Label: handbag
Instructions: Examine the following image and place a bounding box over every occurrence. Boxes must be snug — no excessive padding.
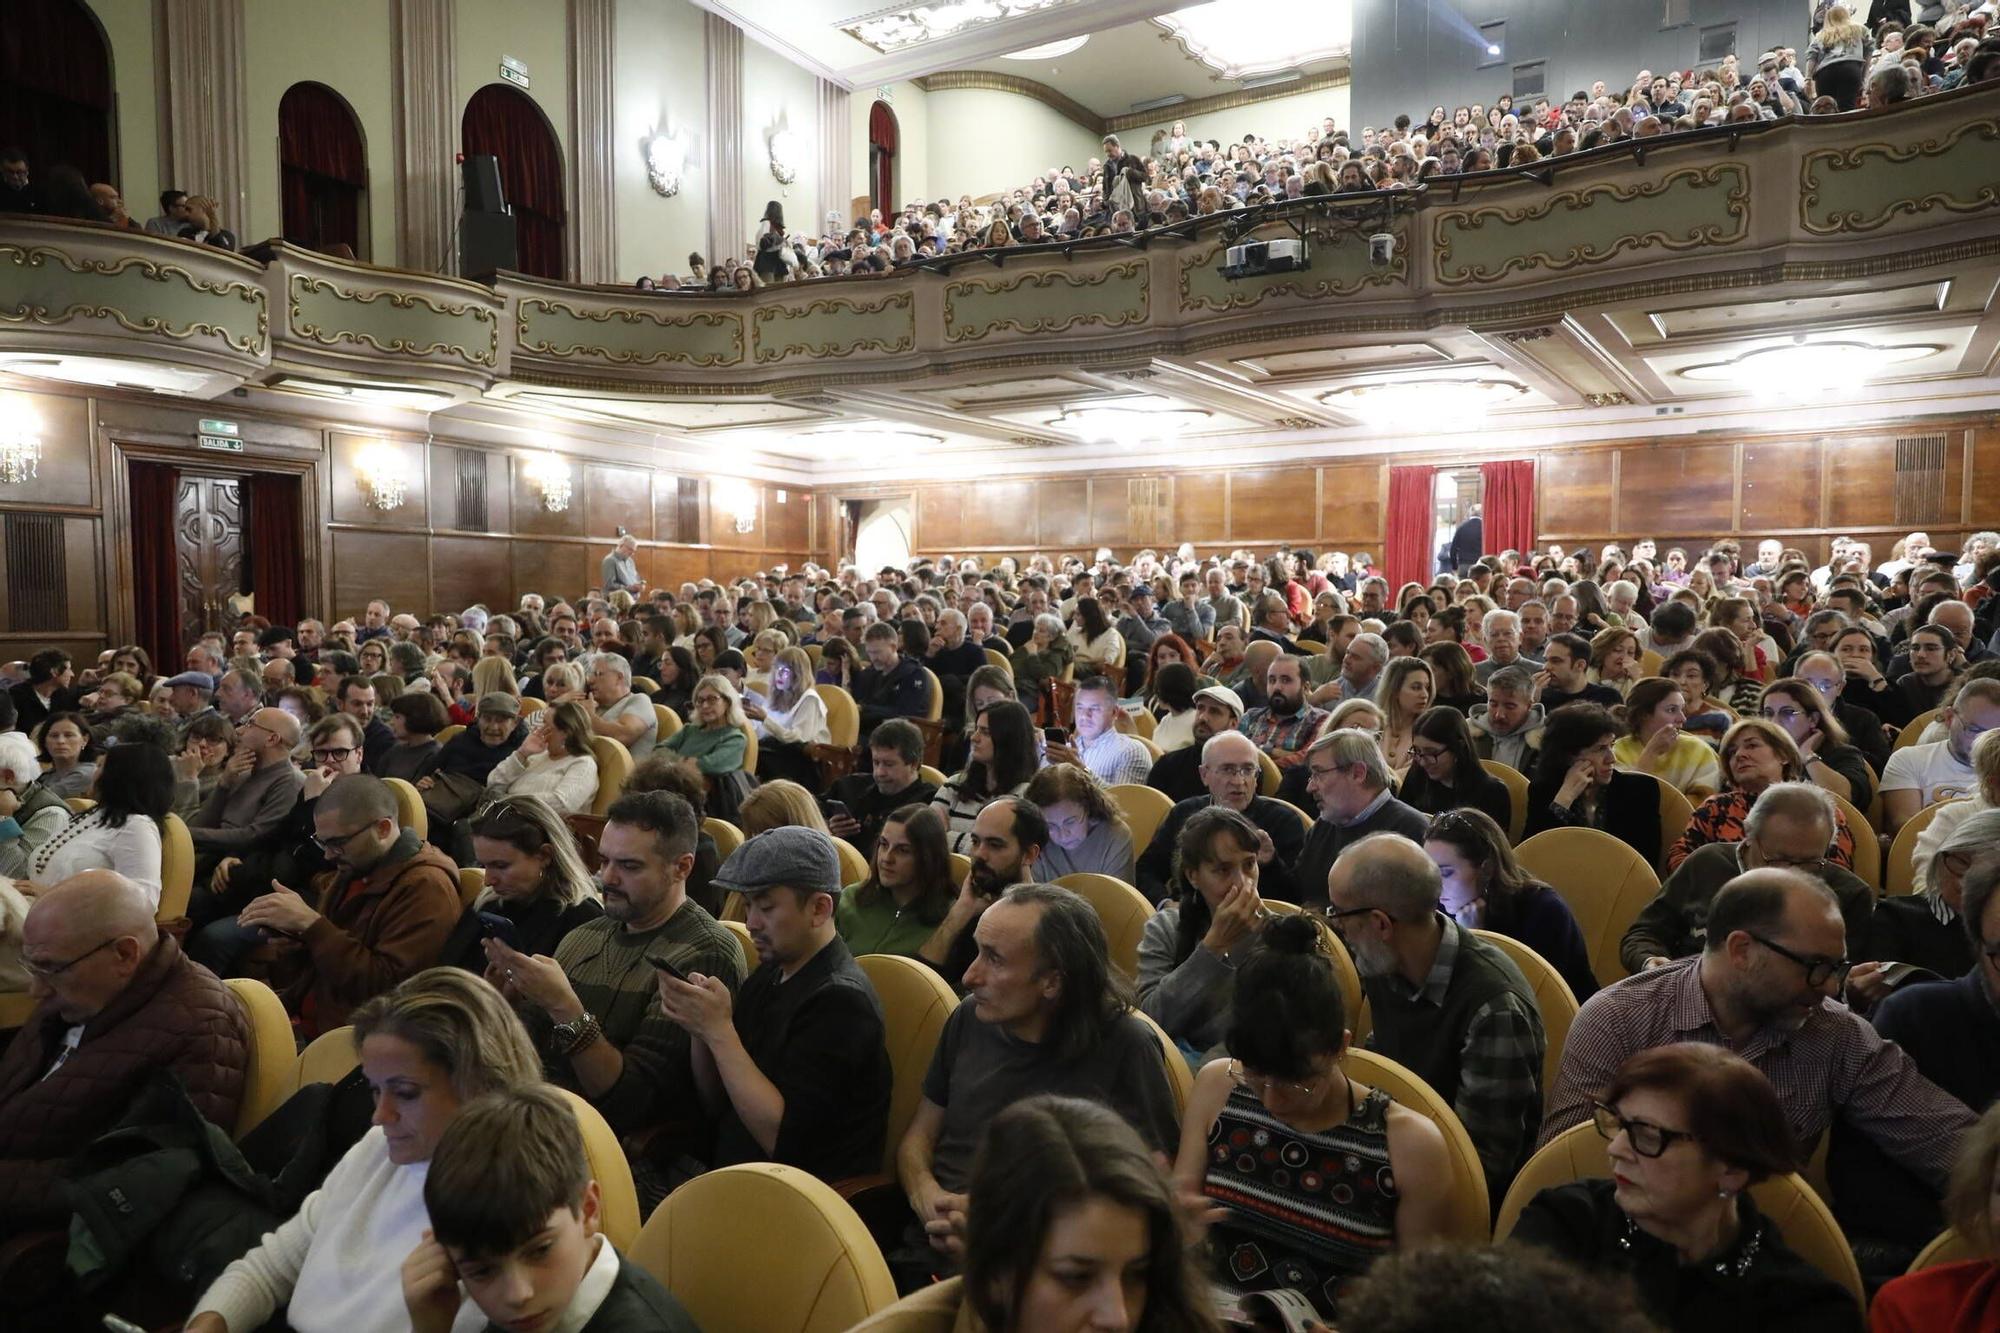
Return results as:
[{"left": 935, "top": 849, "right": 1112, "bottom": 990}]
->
[{"left": 419, "top": 770, "right": 486, "bottom": 825}]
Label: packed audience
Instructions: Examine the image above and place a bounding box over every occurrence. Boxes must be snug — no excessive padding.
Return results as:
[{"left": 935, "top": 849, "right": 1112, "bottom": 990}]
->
[{"left": 0, "top": 508, "right": 1997, "bottom": 1329}]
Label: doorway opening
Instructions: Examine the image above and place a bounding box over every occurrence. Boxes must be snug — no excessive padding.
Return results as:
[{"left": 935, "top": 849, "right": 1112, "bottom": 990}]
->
[{"left": 850, "top": 496, "right": 912, "bottom": 575}]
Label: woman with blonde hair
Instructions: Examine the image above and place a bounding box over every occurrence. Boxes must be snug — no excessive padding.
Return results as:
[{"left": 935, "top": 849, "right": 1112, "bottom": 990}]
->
[
  {"left": 1806, "top": 4, "right": 1873, "bottom": 109},
  {"left": 737, "top": 779, "right": 829, "bottom": 838},
  {"left": 469, "top": 654, "right": 517, "bottom": 701},
  {"left": 437, "top": 794, "right": 602, "bottom": 971},
  {"left": 1378, "top": 657, "right": 1435, "bottom": 771},
  {"left": 1024, "top": 762, "right": 1135, "bottom": 881},
  {"left": 1589, "top": 626, "right": 1646, "bottom": 698},
  {"left": 537, "top": 660, "right": 585, "bottom": 706},
  {"left": 745, "top": 628, "right": 786, "bottom": 694},
  {"left": 1664, "top": 719, "right": 1857, "bottom": 871},
  {"left": 746, "top": 644, "right": 829, "bottom": 785},
  {"left": 659, "top": 672, "right": 752, "bottom": 817},
  {"left": 482, "top": 699, "right": 599, "bottom": 815}
]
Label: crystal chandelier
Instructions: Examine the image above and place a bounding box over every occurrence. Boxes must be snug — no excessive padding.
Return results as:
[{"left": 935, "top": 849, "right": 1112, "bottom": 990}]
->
[
  {"left": 0, "top": 409, "right": 40, "bottom": 485},
  {"left": 525, "top": 451, "right": 573, "bottom": 512}
]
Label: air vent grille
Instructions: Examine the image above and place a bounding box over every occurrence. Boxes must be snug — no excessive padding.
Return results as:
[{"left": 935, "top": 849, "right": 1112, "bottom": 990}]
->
[
  {"left": 1892, "top": 433, "right": 1948, "bottom": 525},
  {"left": 455, "top": 450, "right": 488, "bottom": 531},
  {"left": 5, "top": 513, "right": 67, "bottom": 630}
]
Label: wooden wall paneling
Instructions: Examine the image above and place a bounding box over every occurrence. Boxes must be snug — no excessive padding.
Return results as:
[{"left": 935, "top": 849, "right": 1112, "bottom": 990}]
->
[
  {"left": 1170, "top": 472, "right": 1226, "bottom": 544},
  {"left": 511, "top": 541, "right": 595, "bottom": 602},
  {"left": 328, "top": 431, "right": 429, "bottom": 528},
  {"left": 586, "top": 463, "right": 653, "bottom": 540},
  {"left": 654, "top": 475, "right": 703, "bottom": 545},
  {"left": 62, "top": 517, "right": 103, "bottom": 631},
  {"left": 1038, "top": 479, "right": 1091, "bottom": 550},
  {"left": 2, "top": 389, "right": 95, "bottom": 509},
  {"left": 762, "top": 485, "right": 810, "bottom": 551},
  {"left": 1971, "top": 426, "right": 2000, "bottom": 525},
  {"left": 1229, "top": 466, "right": 1318, "bottom": 543},
  {"left": 1535, "top": 450, "right": 1616, "bottom": 539},
  {"left": 1616, "top": 443, "right": 1735, "bottom": 535},
  {"left": 915, "top": 486, "right": 964, "bottom": 552},
  {"left": 1090, "top": 478, "right": 1132, "bottom": 547},
  {"left": 431, "top": 535, "right": 514, "bottom": 614},
  {"left": 955, "top": 480, "right": 1036, "bottom": 550},
  {"left": 1941, "top": 430, "right": 1968, "bottom": 527},
  {"left": 331, "top": 530, "right": 429, "bottom": 619},
  {"left": 512, "top": 455, "right": 586, "bottom": 538},
  {"left": 1824, "top": 436, "right": 1898, "bottom": 532},
  {"left": 652, "top": 545, "right": 711, "bottom": 591},
  {"left": 1319, "top": 462, "right": 1384, "bottom": 550},
  {"left": 1738, "top": 439, "right": 1821, "bottom": 533},
  {"left": 707, "top": 482, "right": 761, "bottom": 552}
]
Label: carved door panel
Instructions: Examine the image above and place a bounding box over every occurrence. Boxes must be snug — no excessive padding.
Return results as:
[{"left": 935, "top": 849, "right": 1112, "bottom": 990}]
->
[{"left": 175, "top": 475, "right": 244, "bottom": 640}]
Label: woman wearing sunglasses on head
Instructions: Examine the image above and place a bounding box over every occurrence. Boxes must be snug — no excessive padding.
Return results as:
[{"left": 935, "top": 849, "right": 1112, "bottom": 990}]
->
[{"left": 1511, "top": 1043, "right": 1862, "bottom": 1333}]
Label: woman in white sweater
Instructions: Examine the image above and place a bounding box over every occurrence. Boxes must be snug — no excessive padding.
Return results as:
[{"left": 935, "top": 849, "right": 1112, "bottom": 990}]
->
[
  {"left": 187, "top": 968, "right": 542, "bottom": 1333},
  {"left": 483, "top": 699, "right": 600, "bottom": 816},
  {"left": 27, "top": 741, "right": 169, "bottom": 907}
]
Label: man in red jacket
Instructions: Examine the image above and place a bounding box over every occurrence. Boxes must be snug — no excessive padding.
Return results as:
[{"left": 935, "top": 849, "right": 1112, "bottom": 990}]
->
[{"left": 0, "top": 870, "right": 247, "bottom": 1232}]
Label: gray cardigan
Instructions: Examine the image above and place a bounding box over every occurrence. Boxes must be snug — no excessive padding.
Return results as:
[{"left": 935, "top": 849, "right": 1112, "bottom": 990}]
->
[{"left": 1135, "top": 903, "right": 1261, "bottom": 1064}]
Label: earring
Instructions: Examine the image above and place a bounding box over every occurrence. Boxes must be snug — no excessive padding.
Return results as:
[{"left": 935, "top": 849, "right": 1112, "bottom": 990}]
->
[{"left": 1717, "top": 1188, "right": 1734, "bottom": 1200}]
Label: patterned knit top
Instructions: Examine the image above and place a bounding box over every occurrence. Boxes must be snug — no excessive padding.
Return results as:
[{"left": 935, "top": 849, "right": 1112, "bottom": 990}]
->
[{"left": 1202, "top": 1082, "right": 1398, "bottom": 1319}]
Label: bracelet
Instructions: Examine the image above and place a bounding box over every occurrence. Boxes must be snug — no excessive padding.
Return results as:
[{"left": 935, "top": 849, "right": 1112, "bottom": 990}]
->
[{"left": 559, "top": 1012, "right": 602, "bottom": 1056}]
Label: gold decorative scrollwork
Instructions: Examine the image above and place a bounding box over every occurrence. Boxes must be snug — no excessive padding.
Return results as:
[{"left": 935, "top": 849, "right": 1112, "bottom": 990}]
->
[
  {"left": 1176, "top": 238, "right": 1405, "bottom": 312},
  {"left": 516, "top": 298, "right": 744, "bottom": 368},
  {"left": 0, "top": 244, "right": 268, "bottom": 354},
  {"left": 941, "top": 261, "right": 1149, "bottom": 343},
  {"left": 1431, "top": 164, "right": 1750, "bottom": 286},
  {"left": 288, "top": 274, "right": 499, "bottom": 367},
  {"left": 751, "top": 291, "right": 914, "bottom": 364},
  {"left": 1798, "top": 120, "right": 2000, "bottom": 234}
]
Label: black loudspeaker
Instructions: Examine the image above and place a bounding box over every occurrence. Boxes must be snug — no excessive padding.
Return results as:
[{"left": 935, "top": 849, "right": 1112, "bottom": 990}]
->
[
  {"left": 459, "top": 210, "right": 517, "bottom": 278},
  {"left": 462, "top": 154, "right": 508, "bottom": 214}
]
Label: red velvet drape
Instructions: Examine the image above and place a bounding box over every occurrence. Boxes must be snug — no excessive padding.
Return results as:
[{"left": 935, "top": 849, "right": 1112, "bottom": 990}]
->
[
  {"left": 0, "top": 0, "right": 113, "bottom": 184},
  {"left": 244, "top": 472, "right": 304, "bottom": 628},
  {"left": 462, "top": 84, "right": 565, "bottom": 279},
  {"left": 129, "top": 460, "right": 181, "bottom": 673},
  {"left": 1481, "top": 458, "right": 1536, "bottom": 558},
  {"left": 869, "top": 102, "right": 897, "bottom": 212},
  {"left": 1385, "top": 464, "right": 1437, "bottom": 595},
  {"left": 279, "top": 81, "right": 365, "bottom": 255}
]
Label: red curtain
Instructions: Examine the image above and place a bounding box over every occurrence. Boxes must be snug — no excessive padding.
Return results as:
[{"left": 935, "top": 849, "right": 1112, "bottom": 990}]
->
[
  {"left": 869, "top": 102, "right": 898, "bottom": 213},
  {"left": 1481, "top": 458, "right": 1536, "bottom": 557},
  {"left": 279, "top": 81, "right": 365, "bottom": 255},
  {"left": 0, "top": 0, "right": 113, "bottom": 185},
  {"left": 462, "top": 84, "right": 565, "bottom": 279},
  {"left": 129, "top": 460, "right": 181, "bottom": 673},
  {"left": 244, "top": 473, "right": 304, "bottom": 628},
  {"left": 1385, "top": 464, "right": 1437, "bottom": 595}
]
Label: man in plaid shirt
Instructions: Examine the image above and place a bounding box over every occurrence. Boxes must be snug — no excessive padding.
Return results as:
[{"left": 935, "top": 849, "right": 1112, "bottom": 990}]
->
[{"left": 1239, "top": 654, "right": 1330, "bottom": 769}]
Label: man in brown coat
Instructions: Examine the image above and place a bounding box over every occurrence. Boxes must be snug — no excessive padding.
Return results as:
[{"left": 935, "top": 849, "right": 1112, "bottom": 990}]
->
[
  {"left": 0, "top": 870, "right": 247, "bottom": 1231},
  {"left": 237, "top": 773, "right": 459, "bottom": 1038}
]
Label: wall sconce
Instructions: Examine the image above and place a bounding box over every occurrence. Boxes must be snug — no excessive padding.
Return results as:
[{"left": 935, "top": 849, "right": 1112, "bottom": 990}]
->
[
  {"left": 716, "top": 478, "right": 757, "bottom": 533},
  {"left": 354, "top": 441, "right": 408, "bottom": 511},
  {"left": 768, "top": 128, "right": 801, "bottom": 186},
  {"left": 524, "top": 450, "right": 572, "bottom": 512},
  {"left": 0, "top": 400, "right": 42, "bottom": 485},
  {"left": 645, "top": 129, "right": 687, "bottom": 197}
]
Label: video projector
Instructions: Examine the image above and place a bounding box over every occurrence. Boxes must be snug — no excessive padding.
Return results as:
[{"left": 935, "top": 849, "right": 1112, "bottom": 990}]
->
[{"left": 1220, "top": 237, "right": 1307, "bottom": 280}]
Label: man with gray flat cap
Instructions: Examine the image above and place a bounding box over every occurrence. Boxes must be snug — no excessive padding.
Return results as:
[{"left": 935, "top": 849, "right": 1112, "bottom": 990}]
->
[{"left": 653, "top": 824, "right": 891, "bottom": 1183}]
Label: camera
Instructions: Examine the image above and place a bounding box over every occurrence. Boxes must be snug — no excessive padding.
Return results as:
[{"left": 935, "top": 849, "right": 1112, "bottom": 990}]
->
[{"left": 1368, "top": 233, "right": 1396, "bottom": 267}]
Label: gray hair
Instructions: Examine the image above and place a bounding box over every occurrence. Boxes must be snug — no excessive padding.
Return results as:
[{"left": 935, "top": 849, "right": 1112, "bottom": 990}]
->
[
  {"left": 1740, "top": 781, "right": 1836, "bottom": 846},
  {"left": 1347, "top": 632, "right": 1389, "bottom": 665},
  {"left": 1486, "top": 663, "right": 1537, "bottom": 697},
  {"left": 1033, "top": 612, "right": 1064, "bottom": 637},
  {"left": 1333, "top": 832, "right": 1442, "bottom": 921},
  {"left": 1306, "top": 726, "right": 1391, "bottom": 791},
  {"left": 0, "top": 731, "right": 38, "bottom": 789},
  {"left": 589, "top": 651, "right": 632, "bottom": 687},
  {"left": 1607, "top": 580, "right": 1639, "bottom": 607},
  {"left": 1955, "top": 678, "right": 2000, "bottom": 713},
  {"left": 1481, "top": 608, "right": 1520, "bottom": 638},
  {"left": 1939, "top": 809, "right": 2000, "bottom": 866}
]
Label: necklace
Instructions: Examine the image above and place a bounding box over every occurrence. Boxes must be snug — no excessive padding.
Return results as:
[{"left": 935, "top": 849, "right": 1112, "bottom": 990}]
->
[
  {"left": 1616, "top": 1210, "right": 1762, "bottom": 1277},
  {"left": 30, "top": 806, "right": 107, "bottom": 876}
]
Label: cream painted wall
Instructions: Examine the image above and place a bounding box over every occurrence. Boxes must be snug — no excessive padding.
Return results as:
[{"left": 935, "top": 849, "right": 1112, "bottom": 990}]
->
[
  {"left": 1123, "top": 84, "right": 1352, "bottom": 158},
  {"left": 920, "top": 88, "right": 1099, "bottom": 203},
  {"left": 455, "top": 0, "right": 571, "bottom": 211},
  {"left": 740, "top": 39, "right": 818, "bottom": 251},
  {"left": 242, "top": 0, "right": 398, "bottom": 264},
  {"left": 81, "top": 0, "right": 158, "bottom": 225},
  {"left": 848, "top": 81, "right": 927, "bottom": 216},
  {"left": 613, "top": 0, "right": 709, "bottom": 279}
]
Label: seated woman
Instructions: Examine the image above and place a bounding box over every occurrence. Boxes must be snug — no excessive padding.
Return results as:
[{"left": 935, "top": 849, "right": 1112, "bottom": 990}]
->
[
  {"left": 537, "top": 660, "right": 588, "bottom": 708},
  {"left": 1136, "top": 806, "right": 1267, "bottom": 1062},
  {"left": 517, "top": 639, "right": 567, "bottom": 701},
  {"left": 1170, "top": 911, "right": 1453, "bottom": 1321},
  {"left": 1378, "top": 657, "right": 1435, "bottom": 772},
  {"left": 1663, "top": 649, "right": 1736, "bottom": 742},
  {"left": 1612, "top": 678, "right": 1722, "bottom": 797},
  {"left": 1757, "top": 678, "right": 1872, "bottom": 805},
  {"left": 1398, "top": 706, "right": 1513, "bottom": 829},
  {"left": 185, "top": 968, "right": 542, "bottom": 1333},
  {"left": 1511, "top": 1043, "right": 1863, "bottom": 1333},
  {"left": 651, "top": 644, "right": 699, "bottom": 720},
  {"left": 1694, "top": 628, "right": 1767, "bottom": 718},
  {"left": 1665, "top": 719, "right": 1856, "bottom": 872},
  {"left": 745, "top": 645, "right": 829, "bottom": 787},
  {"left": 835, "top": 804, "right": 956, "bottom": 958},
  {"left": 1149, "top": 662, "right": 1202, "bottom": 753},
  {"left": 1419, "top": 641, "right": 1484, "bottom": 715},
  {"left": 1870, "top": 1101, "right": 2000, "bottom": 1333},
  {"left": 932, "top": 699, "right": 1038, "bottom": 854},
  {"left": 1590, "top": 626, "right": 1647, "bottom": 699},
  {"left": 436, "top": 794, "right": 603, "bottom": 973},
  {"left": 483, "top": 700, "right": 599, "bottom": 816},
  {"left": 378, "top": 691, "right": 449, "bottom": 784},
  {"left": 1525, "top": 704, "right": 1665, "bottom": 864},
  {"left": 814, "top": 635, "right": 860, "bottom": 690},
  {"left": 1327, "top": 696, "right": 1386, "bottom": 745},
  {"left": 1065, "top": 596, "right": 1125, "bottom": 681},
  {"left": 855, "top": 1095, "right": 1216, "bottom": 1332},
  {"left": 26, "top": 741, "right": 170, "bottom": 907},
  {"left": 1011, "top": 613, "right": 1074, "bottom": 710},
  {"left": 1024, "top": 762, "right": 1135, "bottom": 881},
  {"left": 468, "top": 654, "right": 517, "bottom": 709},
  {"left": 1857, "top": 808, "right": 2000, "bottom": 1002},
  {"left": 80, "top": 669, "right": 145, "bottom": 743},
  {"left": 743, "top": 627, "right": 785, "bottom": 698},
  {"left": 943, "top": 663, "right": 1015, "bottom": 774},
  {"left": 34, "top": 710, "right": 99, "bottom": 800},
  {"left": 658, "top": 673, "right": 752, "bottom": 819},
  {"left": 1425, "top": 808, "right": 1596, "bottom": 999}
]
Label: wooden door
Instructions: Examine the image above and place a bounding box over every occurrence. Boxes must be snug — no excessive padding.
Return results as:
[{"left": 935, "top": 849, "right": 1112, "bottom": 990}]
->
[{"left": 175, "top": 474, "right": 244, "bottom": 640}]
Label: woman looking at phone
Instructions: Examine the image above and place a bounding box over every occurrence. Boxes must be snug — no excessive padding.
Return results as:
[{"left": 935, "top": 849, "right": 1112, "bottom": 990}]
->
[{"left": 436, "top": 794, "right": 602, "bottom": 973}]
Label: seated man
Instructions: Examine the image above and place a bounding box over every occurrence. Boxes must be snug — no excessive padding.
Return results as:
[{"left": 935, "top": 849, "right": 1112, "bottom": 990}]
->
[
  {"left": 826, "top": 718, "right": 939, "bottom": 853},
  {"left": 1306, "top": 631, "right": 1388, "bottom": 707},
  {"left": 0, "top": 871, "right": 247, "bottom": 1230},
  {"left": 1473, "top": 609, "right": 1539, "bottom": 685},
  {"left": 408, "top": 1084, "right": 701, "bottom": 1333},
  {"left": 0, "top": 732, "right": 67, "bottom": 879},
  {"left": 654, "top": 826, "right": 892, "bottom": 1182},
  {"left": 584, "top": 651, "right": 659, "bottom": 762},
  {"left": 338, "top": 675, "right": 396, "bottom": 774},
  {"left": 1295, "top": 728, "right": 1430, "bottom": 910},
  {"left": 1468, "top": 664, "right": 1545, "bottom": 774},
  {"left": 1045, "top": 675, "right": 1152, "bottom": 787},
  {"left": 1146, "top": 685, "right": 1242, "bottom": 804},
  {"left": 851, "top": 622, "right": 930, "bottom": 738},
  {"left": 1535, "top": 633, "right": 1622, "bottom": 711},
  {"left": 235, "top": 773, "right": 460, "bottom": 1037},
  {"left": 1239, "top": 653, "right": 1329, "bottom": 770},
  {"left": 894, "top": 882, "right": 1180, "bottom": 1286},
  {"left": 187, "top": 708, "right": 305, "bottom": 896},
  {"left": 1136, "top": 730, "right": 1303, "bottom": 902},
  {"left": 1881, "top": 678, "right": 1999, "bottom": 835},
  {"left": 1543, "top": 869, "right": 1973, "bottom": 1200},
  {"left": 1621, "top": 782, "right": 1875, "bottom": 975},
  {"left": 1328, "top": 834, "right": 1546, "bottom": 1199},
  {"left": 917, "top": 795, "right": 1047, "bottom": 986}
]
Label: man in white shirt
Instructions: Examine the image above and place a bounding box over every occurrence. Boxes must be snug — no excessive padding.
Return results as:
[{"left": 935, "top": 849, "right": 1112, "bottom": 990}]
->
[
  {"left": 1881, "top": 679, "right": 2000, "bottom": 835},
  {"left": 1045, "top": 675, "right": 1152, "bottom": 787}
]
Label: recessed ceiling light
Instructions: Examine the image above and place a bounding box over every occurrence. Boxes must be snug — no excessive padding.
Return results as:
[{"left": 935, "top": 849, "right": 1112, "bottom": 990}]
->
[
  {"left": 1049, "top": 401, "right": 1212, "bottom": 445},
  {"left": 0, "top": 352, "right": 215, "bottom": 394},
  {"left": 1676, "top": 337, "right": 1939, "bottom": 393},
  {"left": 1318, "top": 377, "right": 1530, "bottom": 425}
]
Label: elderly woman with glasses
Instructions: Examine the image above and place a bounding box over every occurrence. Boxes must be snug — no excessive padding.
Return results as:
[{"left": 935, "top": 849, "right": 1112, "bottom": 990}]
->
[
  {"left": 1170, "top": 911, "right": 1454, "bottom": 1323},
  {"left": 1665, "top": 719, "right": 1856, "bottom": 874},
  {"left": 1512, "top": 1043, "right": 1861, "bottom": 1333}
]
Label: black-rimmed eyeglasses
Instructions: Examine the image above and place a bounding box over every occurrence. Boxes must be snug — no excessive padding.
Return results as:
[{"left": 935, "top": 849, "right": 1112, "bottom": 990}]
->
[
  {"left": 1748, "top": 932, "right": 1852, "bottom": 989},
  {"left": 1592, "top": 1101, "right": 1698, "bottom": 1158}
]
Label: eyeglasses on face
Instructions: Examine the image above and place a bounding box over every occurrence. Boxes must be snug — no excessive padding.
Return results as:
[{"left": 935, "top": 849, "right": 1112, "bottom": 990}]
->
[
  {"left": 1206, "top": 762, "right": 1258, "bottom": 779},
  {"left": 312, "top": 824, "right": 378, "bottom": 852},
  {"left": 23, "top": 935, "right": 124, "bottom": 979},
  {"left": 1592, "top": 1101, "right": 1698, "bottom": 1158},
  {"left": 1409, "top": 745, "right": 1450, "bottom": 764},
  {"left": 1226, "top": 1060, "right": 1325, "bottom": 1099},
  {"left": 311, "top": 746, "right": 356, "bottom": 764},
  {"left": 1747, "top": 931, "right": 1852, "bottom": 989}
]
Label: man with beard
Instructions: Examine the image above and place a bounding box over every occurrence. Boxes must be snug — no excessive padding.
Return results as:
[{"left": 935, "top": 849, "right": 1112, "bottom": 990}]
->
[
  {"left": 485, "top": 789, "right": 746, "bottom": 1148},
  {"left": 1326, "top": 833, "right": 1545, "bottom": 1199},
  {"left": 1145, "top": 685, "right": 1245, "bottom": 803},
  {"left": 1133, "top": 730, "right": 1303, "bottom": 902},
  {"left": 1542, "top": 869, "right": 1972, "bottom": 1210},
  {"left": 916, "top": 796, "right": 1047, "bottom": 988},
  {"left": 1239, "top": 654, "right": 1328, "bottom": 770}
]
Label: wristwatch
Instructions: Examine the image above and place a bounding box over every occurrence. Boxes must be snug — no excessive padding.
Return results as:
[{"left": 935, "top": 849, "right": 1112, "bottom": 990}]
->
[{"left": 551, "top": 1011, "right": 601, "bottom": 1056}]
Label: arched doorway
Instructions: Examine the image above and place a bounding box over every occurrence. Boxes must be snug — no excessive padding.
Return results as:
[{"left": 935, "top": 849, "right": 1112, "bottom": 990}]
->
[
  {"left": 461, "top": 84, "right": 566, "bottom": 280},
  {"left": 868, "top": 101, "right": 898, "bottom": 216},
  {"left": 0, "top": 0, "right": 114, "bottom": 186},
  {"left": 278, "top": 82, "right": 367, "bottom": 257}
]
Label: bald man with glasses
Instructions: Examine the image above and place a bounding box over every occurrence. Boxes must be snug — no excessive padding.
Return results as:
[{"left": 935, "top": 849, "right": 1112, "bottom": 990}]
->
[{"left": 187, "top": 707, "right": 306, "bottom": 890}]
